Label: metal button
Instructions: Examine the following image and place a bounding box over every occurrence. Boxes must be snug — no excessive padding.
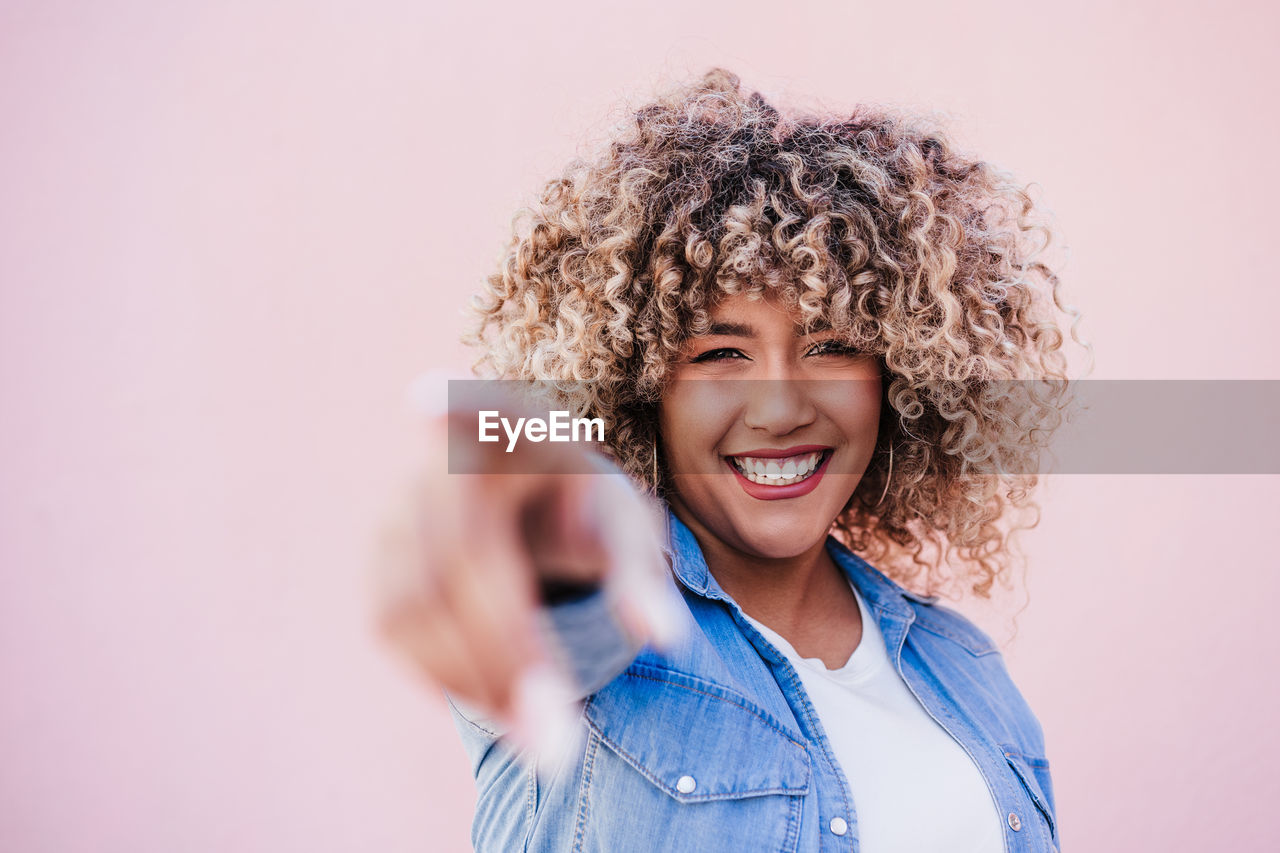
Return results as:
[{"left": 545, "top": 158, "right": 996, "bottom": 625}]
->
[
  {"left": 676, "top": 775, "right": 696, "bottom": 794},
  {"left": 829, "top": 817, "right": 848, "bottom": 836},
  {"left": 1007, "top": 812, "right": 1022, "bottom": 832}
]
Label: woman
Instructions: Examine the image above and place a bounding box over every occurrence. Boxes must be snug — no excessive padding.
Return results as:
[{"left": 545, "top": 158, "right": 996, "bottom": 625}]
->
[{"left": 374, "top": 68, "right": 1083, "bottom": 853}]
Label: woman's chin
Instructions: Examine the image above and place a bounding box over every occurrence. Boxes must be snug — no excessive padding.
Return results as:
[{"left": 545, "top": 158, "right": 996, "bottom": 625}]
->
[{"left": 727, "top": 515, "right": 834, "bottom": 560}]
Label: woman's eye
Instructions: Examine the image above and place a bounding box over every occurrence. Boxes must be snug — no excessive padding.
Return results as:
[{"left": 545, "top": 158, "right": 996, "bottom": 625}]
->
[{"left": 690, "top": 347, "right": 747, "bottom": 363}]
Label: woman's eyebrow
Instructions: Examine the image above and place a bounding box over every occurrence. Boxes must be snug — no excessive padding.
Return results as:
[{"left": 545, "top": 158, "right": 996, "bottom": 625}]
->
[
  {"left": 701, "top": 320, "right": 834, "bottom": 337},
  {"left": 704, "top": 321, "right": 756, "bottom": 337}
]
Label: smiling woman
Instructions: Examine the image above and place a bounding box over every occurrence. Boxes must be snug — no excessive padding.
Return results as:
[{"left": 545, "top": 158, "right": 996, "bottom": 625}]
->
[
  {"left": 660, "top": 290, "right": 883, "bottom": 562},
  {"left": 373, "top": 67, "right": 1085, "bottom": 853}
]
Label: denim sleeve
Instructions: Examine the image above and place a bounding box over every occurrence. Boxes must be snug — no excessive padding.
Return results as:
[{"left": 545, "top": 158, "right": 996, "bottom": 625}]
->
[
  {"left": 442, "top": 693, "right": 530, "bottom": 853},
  {"left": 540, "top": 586, "right": 645, "bottom": 696},
  {"left": 444, "top": 589, "right": 643, "bottom": 851}
]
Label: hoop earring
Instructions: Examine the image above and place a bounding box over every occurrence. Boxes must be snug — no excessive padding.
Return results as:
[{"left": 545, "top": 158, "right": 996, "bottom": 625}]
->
[
  {"left": 652, "top": 441, "right": 659, "bottom": 491},
  {"left": 874, "top": 444, "right": 893, "bottom": 508}
]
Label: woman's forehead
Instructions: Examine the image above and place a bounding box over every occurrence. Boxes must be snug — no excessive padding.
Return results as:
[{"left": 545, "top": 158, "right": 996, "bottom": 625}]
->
[{"left": 703, "top": 288, "right": 835, "bottom": 333}]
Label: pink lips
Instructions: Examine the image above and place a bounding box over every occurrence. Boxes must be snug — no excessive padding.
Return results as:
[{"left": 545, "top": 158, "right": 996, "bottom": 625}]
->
[{"left": 724, "top": 446, "right": 834, "bottom": 501}]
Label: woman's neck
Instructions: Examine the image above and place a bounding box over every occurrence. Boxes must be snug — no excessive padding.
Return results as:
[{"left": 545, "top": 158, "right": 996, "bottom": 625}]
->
[{"left": 667, "top": 497, "right": 852, "bottom": 639}]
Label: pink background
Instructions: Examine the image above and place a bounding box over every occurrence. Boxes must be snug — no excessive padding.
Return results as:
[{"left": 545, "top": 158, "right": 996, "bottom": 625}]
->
[{"left": 3, "top": 0, "right": 1277, "bottom": 850}]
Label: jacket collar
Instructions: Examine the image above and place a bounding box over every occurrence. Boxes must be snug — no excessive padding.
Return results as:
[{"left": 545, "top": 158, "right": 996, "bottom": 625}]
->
[{"left": 663, "top": 504, "right": 921, "bottom": 624}]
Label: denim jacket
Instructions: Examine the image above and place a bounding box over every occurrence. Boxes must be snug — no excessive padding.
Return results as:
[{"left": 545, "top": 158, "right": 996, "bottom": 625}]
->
[{"left": 447, "top": 505, "right": 1061, "bottom": 853}]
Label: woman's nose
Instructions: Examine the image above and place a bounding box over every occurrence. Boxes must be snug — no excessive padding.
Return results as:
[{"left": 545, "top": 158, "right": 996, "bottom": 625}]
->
[{"left": 741, "top": 377, "right": 819, "bottom": 436}]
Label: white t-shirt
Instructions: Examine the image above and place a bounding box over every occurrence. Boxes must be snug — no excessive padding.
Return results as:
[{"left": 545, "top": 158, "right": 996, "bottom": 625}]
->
[{"left": 739, "top": 580, "right": 1005, "bottom": 853}]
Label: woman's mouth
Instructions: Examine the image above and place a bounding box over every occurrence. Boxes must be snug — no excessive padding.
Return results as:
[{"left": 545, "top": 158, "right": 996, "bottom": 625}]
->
[
  {"left": 723, "top": 447, "right": 835, "bottom": 501},
  {"left": 727, "top": 450, "right": 830, "bottom": 486}
]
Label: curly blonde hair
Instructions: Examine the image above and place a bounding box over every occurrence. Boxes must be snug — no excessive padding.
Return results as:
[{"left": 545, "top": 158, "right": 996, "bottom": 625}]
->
[{"left": 463, "top": 68, "right": 1089, "bottom": 599}]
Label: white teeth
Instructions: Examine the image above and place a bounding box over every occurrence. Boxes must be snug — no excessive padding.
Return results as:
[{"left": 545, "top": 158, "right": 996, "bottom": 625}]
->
[{"left": 729, "top": 451, "right": 826, "bottom": 486}]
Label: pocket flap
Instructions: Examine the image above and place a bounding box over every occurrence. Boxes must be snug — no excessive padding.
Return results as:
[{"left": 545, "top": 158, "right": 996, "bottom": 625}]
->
[{"left": 585, "top": 663, "right": 810, "bottom": 802}]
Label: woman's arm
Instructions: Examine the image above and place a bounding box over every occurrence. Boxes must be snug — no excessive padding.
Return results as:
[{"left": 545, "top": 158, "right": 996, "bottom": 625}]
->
[{"left": 369, "top": 387, "right": 684, "bottom": 760}]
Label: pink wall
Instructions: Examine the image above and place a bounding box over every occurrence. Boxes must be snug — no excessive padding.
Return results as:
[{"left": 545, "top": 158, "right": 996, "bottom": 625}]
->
[{"left": 3, "top": 0, "right": 1277, "bottom": 850}]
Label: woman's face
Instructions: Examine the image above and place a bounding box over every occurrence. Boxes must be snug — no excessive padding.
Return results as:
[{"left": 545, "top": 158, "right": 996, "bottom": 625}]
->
[{"left": 658, "top": 290, "right": 883, "bottom": 561}]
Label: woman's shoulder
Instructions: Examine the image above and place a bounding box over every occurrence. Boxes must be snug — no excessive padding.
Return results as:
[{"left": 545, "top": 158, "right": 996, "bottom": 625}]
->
[
  {"left": 827, "top": 535, "right": 1002, "bottom": 658},
  {"left": 908, "top": 599, "right": 1002, "bottom": 657}
]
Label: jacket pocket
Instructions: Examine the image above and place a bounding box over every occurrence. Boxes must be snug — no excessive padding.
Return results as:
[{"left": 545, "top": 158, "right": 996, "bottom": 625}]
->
[
  {"left": 573, "top": 664, "right": 809, "bottom": 852},
  {"left": 1001, "top": 745, "right": 1058, "bottom": 846}
]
